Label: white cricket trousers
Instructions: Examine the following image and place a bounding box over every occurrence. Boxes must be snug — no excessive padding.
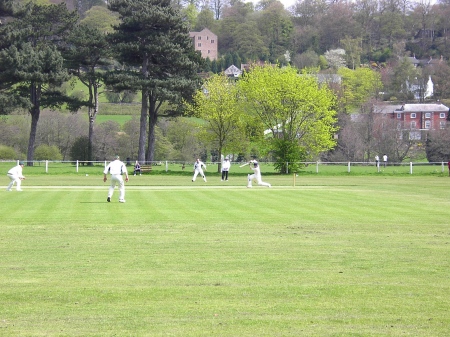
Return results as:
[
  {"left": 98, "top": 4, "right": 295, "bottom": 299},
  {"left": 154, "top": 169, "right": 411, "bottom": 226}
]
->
[
  {"left": 7, "top": 174, "right": 22, "bottom": 191},
  {"left": 192, "top": 169, "right": 206, "bottom": 182},
  {"left": 108, "top": 174, "right": 125, "bottom": 200},
  {"left": 247, "top": 173, "right": 271, "bottom": 187}
]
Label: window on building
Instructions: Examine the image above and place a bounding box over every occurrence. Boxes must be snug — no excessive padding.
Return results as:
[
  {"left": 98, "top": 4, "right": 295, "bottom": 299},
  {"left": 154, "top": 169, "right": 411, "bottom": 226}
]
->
[
  {"left": 211, "top": 40, "right": 215, "bottom": 43},
  {"left": 208, "top": 50, "right": 210, "bottom": 54},
  {"left": 198, "top": 43, "right": 201, "bottom": 47},
  {"left": 440, "top": 121, "right": 446, "bottom": 129},
  {"left": 411, "top": 121, "right": 416, "bottom": 129},
  {"left": 409, "top": 131, "right": 421, "bottom": 140},
  {"left": 425, "top": 112, "right": 431, "bottom": 118},
  {"left": 440, "top": 113, "right": 445, "bottom": 118},
  {"left": 207, "top": 36, "right": 209, "bottom": 40},
  {"left": 198, "top": 36, "right": 201, "bottom": 40},
  {"left": 411, "top": 113, "right": 416, "bottom": 118},
  {"left": 397, "top": 113, "right": 401, "bottom": 119},
  {"left": 425, "top": 120, "right": 431, "bottom": 129}
]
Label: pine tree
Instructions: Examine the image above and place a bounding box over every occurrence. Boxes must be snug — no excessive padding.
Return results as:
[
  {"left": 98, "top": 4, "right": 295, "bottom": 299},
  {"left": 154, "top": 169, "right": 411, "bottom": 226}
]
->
[
  {"left": 64, "top": 24, "right": 112, "bottom": 163},
  {"left": 0, "top": 3, "right": 78, "bottom": 164},
  {"left": 107, "top": 0, "right": 203, "bottom": 162}
]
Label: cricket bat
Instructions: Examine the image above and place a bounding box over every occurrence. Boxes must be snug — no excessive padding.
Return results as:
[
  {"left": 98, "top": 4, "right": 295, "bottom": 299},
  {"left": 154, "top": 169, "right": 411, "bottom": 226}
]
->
[{"left": 239, "top": 162, "right": 250, "bottom": 168}]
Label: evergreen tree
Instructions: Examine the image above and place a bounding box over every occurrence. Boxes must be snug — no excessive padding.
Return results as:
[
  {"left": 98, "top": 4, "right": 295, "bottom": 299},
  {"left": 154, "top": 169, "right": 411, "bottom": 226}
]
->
[
  {"left": 0, "top": 0, "right": 14, "bottom": 17},
  {"left": 211, "top": 59, "right": 218, "bottom": 73},
  {"left": 204, "top": 57, "right": 212, "bottom": 72},
  {"left": 65, "top": 23, "right": 112, "bottom": 163},
  {"left": 107, "top": 0, "right": 203, "bottom": 162},
  {"left": 0, "top": 3, "right": 78, "bottom": 164}
]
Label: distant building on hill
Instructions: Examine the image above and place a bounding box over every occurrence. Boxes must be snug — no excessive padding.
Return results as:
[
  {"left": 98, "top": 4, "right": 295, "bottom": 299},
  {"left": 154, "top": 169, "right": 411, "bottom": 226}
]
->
[
  {"left": 189, "top": 28, "right": 217, "bottom": 60},
  {"left": 224, "top": 65, "right": 242, "bottom": 78}
]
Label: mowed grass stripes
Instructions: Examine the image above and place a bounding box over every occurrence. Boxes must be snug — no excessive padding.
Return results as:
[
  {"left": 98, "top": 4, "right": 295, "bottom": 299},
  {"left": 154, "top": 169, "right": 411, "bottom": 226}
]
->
[{"left": 0, "top": 176, "right": 449, "bottom": 336}]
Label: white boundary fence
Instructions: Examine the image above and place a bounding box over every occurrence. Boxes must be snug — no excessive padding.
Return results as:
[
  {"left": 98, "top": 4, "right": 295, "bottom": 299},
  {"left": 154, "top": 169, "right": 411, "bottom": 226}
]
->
[{"left": 2, "top": 160, "right": 449, "bottom": 175}]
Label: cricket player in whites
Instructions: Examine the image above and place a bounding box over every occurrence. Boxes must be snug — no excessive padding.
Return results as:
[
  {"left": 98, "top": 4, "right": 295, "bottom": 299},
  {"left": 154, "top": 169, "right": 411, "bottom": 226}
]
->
[
  {"left": 103, "top": 155, "right": 129, "bottom": 203},
  {"left": 192, "top": 158, "right": 207, "bottom": 182},
  {"left": 247, "top": 160, "right": 271, "bottom": 188},
  {"left": 6, "top": 161, "right": 25, "bottom": 191}
]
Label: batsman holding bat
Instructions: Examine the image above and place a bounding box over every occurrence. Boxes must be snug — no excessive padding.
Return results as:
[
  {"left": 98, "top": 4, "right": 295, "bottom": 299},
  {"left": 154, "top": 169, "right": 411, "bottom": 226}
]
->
[{"left": 247, "top": 160, "right": 271, "bottom": 188}]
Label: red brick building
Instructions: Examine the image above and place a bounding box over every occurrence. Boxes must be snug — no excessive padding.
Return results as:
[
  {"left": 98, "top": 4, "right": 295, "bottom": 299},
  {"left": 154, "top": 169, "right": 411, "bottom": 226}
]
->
[{"left": 374, "top": 103, "right": 449, "bottom": 140}]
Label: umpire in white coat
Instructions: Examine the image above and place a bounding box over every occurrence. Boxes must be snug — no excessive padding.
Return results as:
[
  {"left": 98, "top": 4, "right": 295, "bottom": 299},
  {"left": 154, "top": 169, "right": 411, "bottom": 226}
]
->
[
  {"left": 103, "top": 155, "right": 129, "bottom": 203},
  {"left": 221, "top": 158, "right": 231, "bottom": 181}
]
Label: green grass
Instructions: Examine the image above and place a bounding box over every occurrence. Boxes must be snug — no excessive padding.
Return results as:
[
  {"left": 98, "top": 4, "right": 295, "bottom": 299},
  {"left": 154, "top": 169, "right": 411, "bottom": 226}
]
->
[{"left": 1, "top": 172, "right": 449, "bottom": 336}]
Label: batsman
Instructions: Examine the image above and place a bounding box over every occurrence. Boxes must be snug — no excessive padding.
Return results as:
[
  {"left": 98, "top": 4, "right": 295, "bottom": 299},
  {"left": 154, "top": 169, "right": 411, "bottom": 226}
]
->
[{"left": 247, "top": 160, "right": 271, "bottom": 188}]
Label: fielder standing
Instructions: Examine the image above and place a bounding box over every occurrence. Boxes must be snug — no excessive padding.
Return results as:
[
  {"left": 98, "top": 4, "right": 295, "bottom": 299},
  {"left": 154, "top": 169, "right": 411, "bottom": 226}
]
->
[
  {"left": 6, "top": 161, "right": 25, "bottom": 191},
  {"left": 247, "top": 160, "right": 271, "bottom": 188},
  {"left": 192, "top": 158, "right": 207, "bottom": 182},
  {"left": 103, "top": 155, "right": 129, "bottom": 203}
]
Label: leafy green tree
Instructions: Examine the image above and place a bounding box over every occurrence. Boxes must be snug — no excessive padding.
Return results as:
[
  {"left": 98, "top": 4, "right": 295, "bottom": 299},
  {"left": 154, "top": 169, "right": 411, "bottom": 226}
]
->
[
  {"left": 256, "top": 1, "right": 293, "bottom": 62},
  {"left": 388, "top": 58, "right": 418, "bottom": 101},
  {"left": 319, "top": 2, "right": 360, "bottom": 53},
  {"left": 187, "top": 74, "right": 247, "bottom": 172},
  {"left": 65, "top": 23, "right": 112, "bottom": 164},
  {"left": 292, "top": 50, "right": 319, "bottom": 70},
  {"left": 76, "top": 0, "right": 106, "bottom": 17},
  {"left": 104, "top": 89, "right": 136, "bottom": 103},
  {"left": 378, "top": 8, "right": 406, "bottom": 48},
  {"left": 0, "top": 144, "right": 17, "bottom": 159},
  {"left": 341, "top": 36, "right": 362, "bottom": 70},
  {"left": 338, "top": 67, "right": 382, "bottom": 111},
  {"left": 231, "top": 21, "right": 269, "bottom": 61},
  {"left": 165, "top": 117, "right": 202, "bottom": 162},
  {"left": 80, "top": 6, "right": 120, "bottom": 33},
  {"left": 238, "top": 65, "right": 337, "bottom": 173},
  {"left": 0, "top": 2, "right": 77, "bottom": 164},
  {"left": 34, "top": 144, "right": 62, "bottom": 161},
  {"left": 107, "top": 0, "right": 203, "bottom": 163},
  {"left": 70, "top": 136, "right": 90, "bottom": 162},
  {"left": 425, "top": 129, "right": 450, "bottom": 162},
  {"left": 194, "top": 8, "right": 216, "bottom": 32},
  {"left": 181, "top": 2, "right": 198, "bottom": 29}
]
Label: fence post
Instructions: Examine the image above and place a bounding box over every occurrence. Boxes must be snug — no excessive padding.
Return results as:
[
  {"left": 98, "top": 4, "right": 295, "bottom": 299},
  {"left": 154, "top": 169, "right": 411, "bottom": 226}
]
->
[
  {"left": 286, "top": 162, "right": 289, "bottom": 174},
  {"left": 166, "top": 161, "right": 168, "bottom": 172},
  {"left": 410, "top": 162, "right": 413, "bottom": 175},
  {"left": 45, "top": 160, "right": 48, "bottom": 173},
  {"left": 442, "top": 161, "right": 444, "bottom": 173},
  {"left": 316, "top": 161, "right": 319, "bottom": 174},
  {"left": 348, "top": 162, "right": 351, "bottom": 173},
  {"left": 76, "top": 160, "right": 79, "bottom": 173}
]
